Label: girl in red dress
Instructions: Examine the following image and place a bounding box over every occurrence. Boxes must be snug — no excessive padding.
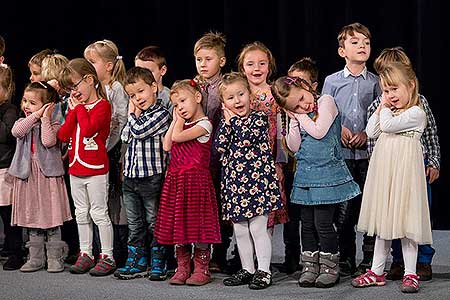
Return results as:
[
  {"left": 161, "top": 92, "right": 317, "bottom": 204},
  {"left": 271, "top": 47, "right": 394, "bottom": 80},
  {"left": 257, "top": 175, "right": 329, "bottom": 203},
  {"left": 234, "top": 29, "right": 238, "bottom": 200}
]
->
[{"left": 155, "top": 79, "right": 221, "bottom": 286}]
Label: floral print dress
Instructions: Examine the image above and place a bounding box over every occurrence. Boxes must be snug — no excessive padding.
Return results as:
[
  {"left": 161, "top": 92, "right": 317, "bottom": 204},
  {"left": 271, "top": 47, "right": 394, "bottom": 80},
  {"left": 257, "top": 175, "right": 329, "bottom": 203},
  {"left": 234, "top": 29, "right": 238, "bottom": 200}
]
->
[{"left": 214, "top": 110, "right": 282, "bottom": 223}]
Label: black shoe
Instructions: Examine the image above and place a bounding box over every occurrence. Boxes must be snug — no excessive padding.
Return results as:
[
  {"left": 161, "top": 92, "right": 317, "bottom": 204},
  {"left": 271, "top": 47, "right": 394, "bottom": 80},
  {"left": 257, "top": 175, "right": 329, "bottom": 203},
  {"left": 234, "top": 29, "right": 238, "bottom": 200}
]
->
[
  {"left": 248, "top": 270, "right": 272, "bottom": 290},
  {"left": 223, "top": 269, "right": 254, "bottom": 286},
  {"left": 417, "top": 262, "right": 432, "bottom": 281},
  {"left": 353, "top": 259, "right": 372, "bottom": 278},
  {"left": 386, "top": 261, "right": 404, "bottom": 281},
  {"left": 3, "top": 255, "right": 25, "bottom": 271},
  {"left": 222, "top": 255, "right": 242, "bottom": 275},
  {"left": 339, "top": 259, "right": 356, "bottom": 277}
]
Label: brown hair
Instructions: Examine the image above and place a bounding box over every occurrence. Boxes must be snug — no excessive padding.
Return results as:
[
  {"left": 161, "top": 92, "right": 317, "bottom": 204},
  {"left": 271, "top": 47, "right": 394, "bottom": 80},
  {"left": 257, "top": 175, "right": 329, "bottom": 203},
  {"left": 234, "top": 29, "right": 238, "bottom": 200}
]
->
[
  {"left": 288, "top": 57, "right": 319, "bottom": 84},
  {"left": 194, "top": 32, "right": 226, "bottom": 57},
  {"left": 28, "top": 49, "right": 54, "bottom": 67},
  {"left": 0, "top": 64, "right": 14, "bottom": 101},
  {"left": 373, "top": 47, "right": 412, "bottom": 74},
  {"left": 60, "top": 58, "right": 107, "bottom": 100},
  {"left": 237, "top": 41, "right": 277, "bottom": 83},
  {"left": 379, "top": 62, "right": 419, "bottom": 110},
  {"left": 24, "top": 81, "right": 59, "bottom": 105},
  {"left": 84, "top": 39, "right": 126, "bottom": 85},
  {"left": 218, "top": 72, "right": 250, "bottom": 102},
  {"left": 124, "top": 67, "right": 156, "bottom": 87},
  {"left": 337, "top": 22, "right": 371, "bottom": 48},
  {"left": 135, "top": 46, "right": 167, "bottom": 68}
]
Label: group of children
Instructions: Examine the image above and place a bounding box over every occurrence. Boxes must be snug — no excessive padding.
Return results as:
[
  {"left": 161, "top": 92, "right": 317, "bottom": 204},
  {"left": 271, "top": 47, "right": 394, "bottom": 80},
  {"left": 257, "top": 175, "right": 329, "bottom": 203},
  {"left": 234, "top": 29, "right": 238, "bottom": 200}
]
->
[{"left": 0, "top": 21, "right": 440, "bottom": 294}]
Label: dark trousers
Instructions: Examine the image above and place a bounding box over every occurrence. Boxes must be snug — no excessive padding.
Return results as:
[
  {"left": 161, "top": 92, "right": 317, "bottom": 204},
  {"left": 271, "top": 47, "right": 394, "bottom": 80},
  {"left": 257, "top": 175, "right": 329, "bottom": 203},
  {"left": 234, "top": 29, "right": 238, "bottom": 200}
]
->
[
  {"left": 336, "top": 159, "right": 374, "bottom": 263},
  {"left": 0, "top": 205, "right": 23, "bottom": 257},
  {"left": 301, "top": 204, "right": 337, "bottom": 253},
  {"left": 282, "top": 167, "right": 301, "bottom": 257}
]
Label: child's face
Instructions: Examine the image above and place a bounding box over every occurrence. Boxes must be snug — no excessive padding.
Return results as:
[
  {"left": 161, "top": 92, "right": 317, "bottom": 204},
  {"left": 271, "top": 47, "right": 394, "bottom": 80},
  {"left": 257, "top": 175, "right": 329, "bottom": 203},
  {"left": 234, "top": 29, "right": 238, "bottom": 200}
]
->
[
  {"left": 339, "top": 31, "right": 371, "bottom": 64},
  {"left": 288, "top": 70, "right": 318, "bottom": 91},
  {"left": 242, "top": 49, "right": 269, "bottom": 87},
  {"left": 171, "top": 89, "right": 202, "bottom": 121},
  {"left": 195, "top": 48, "right": 225, "bottom": 80},
  {"left": 85, "top": 50, "right": 111, "bottom": 83},
  {"left": 29, "top": 63, "right": 43, "bottom": 82},
  {"left": 284, "top": 86, "right": 315, "bottom": 114},
  {"left": 125, "top": 78, "right": 158, "bottom": 111},
  {"left": 221, "top": 81, "right": 251, "bottom": 118},
  {"left": 21, "top": 90, "right": 44, "bottom": 116},
  {"left": 382, "top": 82, "right": 412, "bottom": 110},
  {"left": 135, "top": 59, "right": 166, "bottom": 86}
]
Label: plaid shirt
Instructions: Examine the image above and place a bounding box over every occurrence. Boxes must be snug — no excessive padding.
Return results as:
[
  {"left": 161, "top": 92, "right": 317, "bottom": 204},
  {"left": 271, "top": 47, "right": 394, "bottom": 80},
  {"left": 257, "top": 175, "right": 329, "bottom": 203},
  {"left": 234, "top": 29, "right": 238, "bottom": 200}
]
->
[
  {"left": 121, "top": 101, "right": 169, "bottom": 178},
  {"left": 367, "top": 94, "right": 441, "bottom": 169}
]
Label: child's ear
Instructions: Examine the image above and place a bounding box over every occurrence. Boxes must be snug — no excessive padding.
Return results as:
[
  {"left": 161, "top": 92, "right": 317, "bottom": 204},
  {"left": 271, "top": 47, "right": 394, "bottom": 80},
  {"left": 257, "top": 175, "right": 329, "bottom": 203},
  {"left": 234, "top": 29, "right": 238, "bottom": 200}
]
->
[
  {"left": 195, "top": 91, "right": 202, "bottom": 103},
  {"left": 151, "top": 82, "right": 158, "bottom": 94},
  {"left": 338, "top": 46, "right": 346, "bottom": 58},
  {"left": 160, "top": 65, "right": 167, "bottom": 77},
  {"left": 312, "top": 82, "right": 319, "bottom": 91},
  {"left": 219, "top": 56, "right": 226, "bottom": 68},
  {"left": 106, "top": 61, "right": 114, "bottom": 73}
]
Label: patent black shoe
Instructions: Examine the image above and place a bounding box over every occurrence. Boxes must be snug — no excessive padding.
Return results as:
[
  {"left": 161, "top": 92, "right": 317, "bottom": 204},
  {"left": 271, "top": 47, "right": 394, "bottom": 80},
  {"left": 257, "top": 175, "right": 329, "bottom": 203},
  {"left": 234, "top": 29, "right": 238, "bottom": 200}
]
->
[
  {"left": 248, "top": 270, "right": 272, "bottom": 290},
  {"left": 223, "top": 269, "right": 254, "bottom": 286},
  {"left": 3, "top": 255, "right": 25, "bottom": 271}
]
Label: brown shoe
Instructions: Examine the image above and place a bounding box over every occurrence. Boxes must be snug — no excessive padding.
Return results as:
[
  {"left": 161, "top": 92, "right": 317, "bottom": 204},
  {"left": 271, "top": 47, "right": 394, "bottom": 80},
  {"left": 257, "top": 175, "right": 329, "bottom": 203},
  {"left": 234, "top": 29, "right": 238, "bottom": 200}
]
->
[
  {"left": 416, "top": 262, "right": 432, "bottom": 281},
  {"left": 386, "top": 262, "right": 404, "bottom": 281}
]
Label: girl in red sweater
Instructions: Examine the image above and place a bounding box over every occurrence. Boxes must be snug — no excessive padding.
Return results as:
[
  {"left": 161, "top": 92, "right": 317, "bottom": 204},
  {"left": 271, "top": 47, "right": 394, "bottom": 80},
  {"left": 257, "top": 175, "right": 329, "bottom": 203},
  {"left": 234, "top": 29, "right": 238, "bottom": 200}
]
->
[{"left": 58, "top": 58, "right": 115, "bottom": 276}]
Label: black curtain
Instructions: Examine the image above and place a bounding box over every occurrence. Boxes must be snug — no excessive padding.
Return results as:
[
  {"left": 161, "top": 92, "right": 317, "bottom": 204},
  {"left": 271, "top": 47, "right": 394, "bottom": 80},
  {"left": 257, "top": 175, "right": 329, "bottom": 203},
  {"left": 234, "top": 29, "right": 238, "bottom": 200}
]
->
[{"left": 1, "top": 0, "right": 448, "bottom": 228}]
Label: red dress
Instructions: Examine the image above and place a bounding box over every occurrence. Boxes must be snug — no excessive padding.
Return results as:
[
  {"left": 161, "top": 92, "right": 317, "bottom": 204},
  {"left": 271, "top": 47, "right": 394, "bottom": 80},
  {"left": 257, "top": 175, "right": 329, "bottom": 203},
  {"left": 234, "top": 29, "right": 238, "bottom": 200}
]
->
[{"left": 155, "top": 119, "right": 221, "bottom": 245}]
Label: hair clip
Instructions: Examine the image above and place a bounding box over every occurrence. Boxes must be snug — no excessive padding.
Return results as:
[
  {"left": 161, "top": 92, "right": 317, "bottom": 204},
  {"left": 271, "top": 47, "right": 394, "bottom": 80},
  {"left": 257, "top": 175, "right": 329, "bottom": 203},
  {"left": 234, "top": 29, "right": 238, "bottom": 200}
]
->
[
  {"left": 189, "top": 79, "right": 197, "bottom": 87},
  {"left": 116, "top": 55, "right": 123, "bottom": 60},
  {"left": 38, "top": 81, "right": 48, "bottom": 89},
  {"left": 0, "top": 63, "right": 8, "bottom": 68},
  {"left": 284, "top": 76, "right": 299, "bottom": 86}
]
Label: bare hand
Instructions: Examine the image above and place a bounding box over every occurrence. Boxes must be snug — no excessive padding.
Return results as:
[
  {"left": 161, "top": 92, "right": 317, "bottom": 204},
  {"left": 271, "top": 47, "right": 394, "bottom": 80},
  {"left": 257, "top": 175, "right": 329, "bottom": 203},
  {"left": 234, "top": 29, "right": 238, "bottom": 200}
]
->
[
  {"left": 68, "top": 95, "right": 84, "bottom": 110},
  {"left": 341, "top": 126, "right": 353, "bottom": 148},
  {"left": 284, "top": 108, "right": 298, "bottom": 121},
  {"left": 35, "top": 103, "right": 50, "bottom": 118},
  {"left": 43, "top": 103, "right": 55, "bottom": 119},
  {"left": 222, "top": 104, "right": 235, "bottom": 125},
  {"left": 426, "top": 167, "right": 440, "bottom": 184},
  {"left": 128, "top": 99, "right": 136, "bottom": 115},
  {"left": 348, "top": 131, "right": 367, "bottom": 149}
]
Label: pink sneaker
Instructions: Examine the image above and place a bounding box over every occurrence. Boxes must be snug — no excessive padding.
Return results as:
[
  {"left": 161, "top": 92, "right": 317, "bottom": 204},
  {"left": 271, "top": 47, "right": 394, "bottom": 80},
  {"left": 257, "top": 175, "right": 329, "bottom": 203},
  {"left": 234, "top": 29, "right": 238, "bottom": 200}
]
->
[
  {"left": 401, "top": 274, "right": 419, "bottom": 293},
  {"left": 351, "top": 269, "right": 386, "bottom": 288}
]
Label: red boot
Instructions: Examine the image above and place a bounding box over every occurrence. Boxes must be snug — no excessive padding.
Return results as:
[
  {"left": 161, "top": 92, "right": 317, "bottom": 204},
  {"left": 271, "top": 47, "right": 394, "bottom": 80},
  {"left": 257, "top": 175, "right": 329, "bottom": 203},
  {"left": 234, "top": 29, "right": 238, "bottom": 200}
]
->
[
  {"left": 186, "top": 247, "right": 211, "bottom": 286},
  {"left": 169, "top": 245, "right": 191, "bottom": 285}
]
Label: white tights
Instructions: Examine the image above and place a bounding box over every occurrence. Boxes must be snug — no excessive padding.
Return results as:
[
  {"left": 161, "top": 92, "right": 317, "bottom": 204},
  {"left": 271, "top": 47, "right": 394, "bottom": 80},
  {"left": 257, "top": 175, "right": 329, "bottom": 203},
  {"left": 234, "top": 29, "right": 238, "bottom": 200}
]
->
[
  {"left": 233, "top": 215, "right": 272, "bottom": 274},
  {"left": 371, "top": 236, "right": 418, "bottom": 276}
]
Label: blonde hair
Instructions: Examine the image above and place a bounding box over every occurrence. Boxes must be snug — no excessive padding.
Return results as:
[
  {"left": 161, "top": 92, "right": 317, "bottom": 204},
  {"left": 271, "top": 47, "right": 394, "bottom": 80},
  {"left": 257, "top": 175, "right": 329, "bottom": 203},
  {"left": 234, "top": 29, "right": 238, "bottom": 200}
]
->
[
  {"left": 60, "top": 58, "right": 107, "bottom": 101},
  {"left": 84, "top": 39, "right": 126, "bottom": 85},
  {"left": 170, "top": 79, "right": 203, "bottom": 102},
  {"left": 0, "top": 64, "right": 14, "bottom": 101},
  {"left": 379, "top": 62, "right": 420, "bottom": 110},
  {"left": 28, "top": 49, "right": 53, "bottom": 67},
  {"left": 41, "top": 53, "right": 69, "bottom": 82},
  {"left": 194, "top": 32, "right": 226, "bottom": 57},
  {"left": 218, "top": 72, "right": 250, "bottom": 102},
  {"left": 337, "top": 22, "right": 371, "bottom": 48},
  {"left": 237, "top": 41, "right": 277, "bottom": 83},
  {"left": 374, "top": 47, "right": 412, "bottom": 74}
]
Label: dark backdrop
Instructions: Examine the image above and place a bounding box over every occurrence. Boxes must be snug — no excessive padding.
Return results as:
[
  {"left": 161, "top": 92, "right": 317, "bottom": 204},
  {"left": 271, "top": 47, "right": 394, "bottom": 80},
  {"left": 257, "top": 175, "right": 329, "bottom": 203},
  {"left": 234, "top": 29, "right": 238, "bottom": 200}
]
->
[{"left": 1, "top": 0, "right": 448, "bottom": 228}]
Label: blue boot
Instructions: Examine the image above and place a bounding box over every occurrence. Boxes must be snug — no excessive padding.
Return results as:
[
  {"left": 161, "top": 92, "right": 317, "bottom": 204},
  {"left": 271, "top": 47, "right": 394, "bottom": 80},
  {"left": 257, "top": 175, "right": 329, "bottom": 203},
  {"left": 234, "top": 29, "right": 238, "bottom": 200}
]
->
[
  {"left": 114, "top": 245, "right": 147, "bottom": 280},
  {"left": 149, "top": 246, "right": 167, "bottom": 281}
]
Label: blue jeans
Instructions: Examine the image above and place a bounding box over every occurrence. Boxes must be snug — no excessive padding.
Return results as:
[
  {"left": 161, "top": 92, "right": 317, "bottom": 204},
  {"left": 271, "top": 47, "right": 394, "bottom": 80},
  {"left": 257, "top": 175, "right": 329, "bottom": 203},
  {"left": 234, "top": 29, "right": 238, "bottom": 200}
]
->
[
  {"left": 123, "top": 174, "right": 163, "bottom": 248},
  {"left": 391, "top": 170, "right": 434, "bottom": 264}
]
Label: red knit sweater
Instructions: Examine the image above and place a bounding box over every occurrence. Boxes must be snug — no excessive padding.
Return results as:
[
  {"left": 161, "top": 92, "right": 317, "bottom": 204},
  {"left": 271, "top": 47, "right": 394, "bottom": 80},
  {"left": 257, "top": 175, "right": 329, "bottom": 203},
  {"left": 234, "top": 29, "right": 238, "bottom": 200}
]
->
[{"left": 58, "top": 99, "right": 111, "bottom": 176}]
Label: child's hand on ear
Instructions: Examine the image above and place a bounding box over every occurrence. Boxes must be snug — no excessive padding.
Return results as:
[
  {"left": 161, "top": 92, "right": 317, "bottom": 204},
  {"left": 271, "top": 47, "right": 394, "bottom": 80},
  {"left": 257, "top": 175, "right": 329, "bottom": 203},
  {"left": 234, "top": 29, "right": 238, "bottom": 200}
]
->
[
  {"left": 128, "top": 98, "right": 136, "bottom": 115},
  {"left": 222, "top": 104, "right": 235, "bottom": 125},
  {"left": 284, "top": 109, "right": 299, "bottom": 122},
  {"left": 35, "top": 103, "right": 49, "bottom": 118},
  {"left": 42, "top": 103, "right": 55, "bottom": 119}
]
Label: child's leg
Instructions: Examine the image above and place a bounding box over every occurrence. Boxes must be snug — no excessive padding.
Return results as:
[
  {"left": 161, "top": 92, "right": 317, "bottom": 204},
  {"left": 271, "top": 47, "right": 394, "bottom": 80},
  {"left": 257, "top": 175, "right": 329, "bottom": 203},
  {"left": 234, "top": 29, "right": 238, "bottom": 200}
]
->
[
  {"left": 249, "top": 215, "right": 271, "bottom": 273},
  {"left": 233, "top": 221, "right": 256, "bottom": 274},
  {"left": 371, "top": 236, "right": 391, "bottom": 275},
  {"left": 86, "top": 174, "right": 113, "bottom": 257},
  {"left": 20, "top": 228, "right": 45, "bottom": 272},
  {"left": 0, "top": 205, "right": 24, "bottom": 270},
  {"left": 186, "top": 243, "right": 211, "bottom": 286},
  {"left": 401, "top": 238, "right": 418, "bottom": 276},
  {"left": 300, "top": 205, "right": 319, "bottom": 252},
  {"left": 46, "top": 227, "right": 67, "bottom": 273}
]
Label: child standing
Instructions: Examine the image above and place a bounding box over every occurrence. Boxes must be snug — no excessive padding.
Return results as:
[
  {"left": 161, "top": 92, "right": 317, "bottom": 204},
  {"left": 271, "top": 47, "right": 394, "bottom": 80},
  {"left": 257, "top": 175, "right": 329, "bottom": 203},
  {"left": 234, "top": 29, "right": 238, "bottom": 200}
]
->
[
  {"left": 352, "top": 62, "right": 432, "bottom": 294},
  {"left": 155, "top": 79, "right": 221, "bottom": 286},
  {"left": 322, "top": 23, "right": 381, "bottom": 276},
  {"left": 0, "top": 64, "right": 23, "bottom": 270},
  {"left": 115, "top": 67, "right": 170, "bottom": 280},
  {"left": 272, "top": 76, "right": 360, "bottom": 288},
  {"left": 9, "top": 81, "right": 72, "bottom": 273},
  {"left": 237, "top": 41, "right": 289, "bottom": 230},
  {"left": 279, "top": 57, "right": 320, "bottom": 274},
  {"left": 28, "top": 49, "right": 53, "bottom": 83},
  {"left": 58, "top": 58, "right": 115, "bottom": 276},
  {"left": 135, "top": 45, "right": 173, "bottom": 114},
  {"left": 217, "top": 73, "right": 282, "bottom": 290},
  {"left": 84, "top": 39, "right": 129, "bottom": 267},
  {"left": 367, "top": 47, "right": 440, "bottom": 281},
  {"left": 193, "top": 32, "right": 233, "bottom": 273}
]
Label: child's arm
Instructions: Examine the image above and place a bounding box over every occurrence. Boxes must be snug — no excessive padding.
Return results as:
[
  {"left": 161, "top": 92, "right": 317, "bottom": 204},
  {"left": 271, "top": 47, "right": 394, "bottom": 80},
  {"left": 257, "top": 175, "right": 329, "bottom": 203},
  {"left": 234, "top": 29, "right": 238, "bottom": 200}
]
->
[
  {"left": 420, "top": 96, "right": 441, "bottom": 173},
  {"left": 171, "top": 117, "right": 208, "bottom": 143},
  {"left": 230, "top": 111, "right": 268, "bottom": 145},
  {"left": 296, "top": 95, "right": 338, "bottom": 139},
  {"left": 106, "top": 83, "right": 129, "bottom": 151},
  {"left": 163, "top": 118, "right": 176, "bottom": 152},
  {"left": 0, "top": 106, "right": 17, "bottom": 144},
  {"left": 40, "top": 103, "right": 60, "bottom": 147},
  {"left": 11, "top": 110, "right": 44, "bottom": 139},
  {"left": 57, "top": 107, "right": 77, "bottom": 142},
  {"left": 379, "top": 106, "right": 426, "bottom": 133},
  {"left": 128, "top": 109, "right": 169, "bottom": 140},
  {"left": 214, "top": 120, "right": 232, "bottom": 154},
  {"left": 76, "top": 101, "right": 112, "bottom": 138},
  {"left": 284, "top": 110, "right": 301, "bottom": 153},
  {"left": 366, "top": 112, "right": 381, "bottom": 139}
]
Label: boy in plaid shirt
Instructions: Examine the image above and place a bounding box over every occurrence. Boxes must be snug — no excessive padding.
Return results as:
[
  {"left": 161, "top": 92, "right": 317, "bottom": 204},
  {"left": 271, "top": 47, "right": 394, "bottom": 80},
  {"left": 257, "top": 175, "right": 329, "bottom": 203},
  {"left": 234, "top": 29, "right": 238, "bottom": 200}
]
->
[
  {"left": 367, "top": 47, "right": 440, "bottom": 281},
  {"left": 115, "top": 67, "right": 170, "bottom": 280}
]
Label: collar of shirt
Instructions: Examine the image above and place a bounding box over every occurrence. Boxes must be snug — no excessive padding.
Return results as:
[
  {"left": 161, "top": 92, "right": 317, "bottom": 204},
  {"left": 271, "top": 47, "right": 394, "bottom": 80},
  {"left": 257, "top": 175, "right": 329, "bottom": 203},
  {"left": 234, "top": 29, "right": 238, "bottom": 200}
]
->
[
  {"left": 205, "top": 72, "right": 222, "bottom": 90},
  {"left": 343, "top": 66, "right": 367, "bottom": 79}
]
